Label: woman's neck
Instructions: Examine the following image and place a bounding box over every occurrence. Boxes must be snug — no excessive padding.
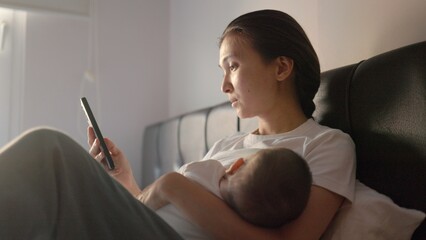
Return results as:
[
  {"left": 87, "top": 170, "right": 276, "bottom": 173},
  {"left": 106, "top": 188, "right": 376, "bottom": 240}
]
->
[
  {"left": 253, "top": 76, "right": 310, "bottom": 135},
  {"left": 255, "top": 105, "right": 308, "bottom": 135}
]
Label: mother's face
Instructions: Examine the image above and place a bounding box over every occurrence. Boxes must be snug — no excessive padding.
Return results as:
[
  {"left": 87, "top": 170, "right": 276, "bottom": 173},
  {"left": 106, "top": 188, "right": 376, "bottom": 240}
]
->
[{"left": 219, "top": 35, "right": 283, "bottom": 119}]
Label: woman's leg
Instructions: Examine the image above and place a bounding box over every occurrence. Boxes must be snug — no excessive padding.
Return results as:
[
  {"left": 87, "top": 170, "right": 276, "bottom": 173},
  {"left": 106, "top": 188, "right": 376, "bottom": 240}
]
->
[{"left": 0, "top": 127, "right": 182, "bottom": 240}]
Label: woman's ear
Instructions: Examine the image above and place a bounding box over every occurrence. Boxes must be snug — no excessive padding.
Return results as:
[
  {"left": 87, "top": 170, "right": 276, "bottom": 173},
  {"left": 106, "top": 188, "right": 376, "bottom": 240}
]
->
[
  {"left": 275, "top": 56, "right": 294, "bottom": 82},
  {"left": 225, "top": 158, "right": 245, "bottom": 175}
]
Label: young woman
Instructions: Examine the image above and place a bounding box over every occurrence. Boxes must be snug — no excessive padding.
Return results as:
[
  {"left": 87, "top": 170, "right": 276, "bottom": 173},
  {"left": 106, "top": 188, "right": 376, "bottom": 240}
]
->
[{"left": 91, "top": 9, "right": 356, "bottom": 239}]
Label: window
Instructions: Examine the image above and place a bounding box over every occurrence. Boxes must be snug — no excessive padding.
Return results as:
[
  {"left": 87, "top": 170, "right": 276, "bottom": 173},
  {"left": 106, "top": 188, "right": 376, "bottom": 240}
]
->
[{"left": 0, "top": 7, "right": 26, "bottom": 146}]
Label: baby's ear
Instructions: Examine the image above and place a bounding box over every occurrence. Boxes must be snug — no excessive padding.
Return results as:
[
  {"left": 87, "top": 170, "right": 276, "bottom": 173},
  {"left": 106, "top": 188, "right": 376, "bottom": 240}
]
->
[{"left": 226, "top": 158, "right": 245, "bottom": 175}]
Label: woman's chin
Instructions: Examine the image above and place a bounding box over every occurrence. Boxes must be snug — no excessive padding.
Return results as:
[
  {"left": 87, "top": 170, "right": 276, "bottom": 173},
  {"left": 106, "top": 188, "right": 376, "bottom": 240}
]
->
[{"left": 236, "top": 110, "right": 255, "bottom": 119}]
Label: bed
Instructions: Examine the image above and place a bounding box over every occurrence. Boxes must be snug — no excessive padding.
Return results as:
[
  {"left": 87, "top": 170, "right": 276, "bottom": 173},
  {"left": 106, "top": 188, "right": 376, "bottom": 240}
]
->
[{"left": 141, "top": 41, "right": 426, "bottom": 239}]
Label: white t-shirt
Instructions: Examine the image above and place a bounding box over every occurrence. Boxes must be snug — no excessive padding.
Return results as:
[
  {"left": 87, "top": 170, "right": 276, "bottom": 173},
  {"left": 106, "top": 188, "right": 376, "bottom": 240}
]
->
[
  {"left": 204, "top": 119, "right": 356, "bottom": 201},
  {"left": 156, "top": 119, "right": 356, "bottom": 239}
]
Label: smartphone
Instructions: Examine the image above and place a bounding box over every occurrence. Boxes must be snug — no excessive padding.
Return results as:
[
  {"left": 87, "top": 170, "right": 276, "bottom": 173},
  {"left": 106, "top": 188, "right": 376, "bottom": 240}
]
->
[{"left": 80, "top": 97, "right": 115, "bottom": 170}]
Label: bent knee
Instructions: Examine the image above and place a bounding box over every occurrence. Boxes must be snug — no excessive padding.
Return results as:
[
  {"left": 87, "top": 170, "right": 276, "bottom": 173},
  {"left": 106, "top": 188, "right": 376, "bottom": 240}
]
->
[
  {"left": 18, "top": 127, "right": 75, "bottom": 148},
  {"left": 1, "top": 127, "right": 77, "bottom": 164},
  {"left": 22, "top": 127, "right": 66, "bottom": 139}
]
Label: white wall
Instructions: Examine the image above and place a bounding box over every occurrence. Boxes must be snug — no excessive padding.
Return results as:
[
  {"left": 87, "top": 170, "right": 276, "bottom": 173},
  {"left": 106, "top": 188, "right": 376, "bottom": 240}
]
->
[
  {"left": 24, "top": 12, "right": 89, "bottom": 137},
  {"left": 318, "top": 0, "right": 426, "bottom": 71},
  {"left": 94, "top": 0, "right": 169, "bottom": 183},
  {"left": 169, "top": 0, "right": 426, "bottom": 116}
]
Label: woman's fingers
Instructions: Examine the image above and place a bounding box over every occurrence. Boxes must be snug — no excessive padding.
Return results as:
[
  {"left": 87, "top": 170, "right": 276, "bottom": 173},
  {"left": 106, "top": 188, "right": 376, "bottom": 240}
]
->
[
  {"left": 89, "top": 138, "right": 117, "bottom": 167},
  {"left": 89, "top": 138, "right": 102, "bottom": 158},
  {"left": 87, "top": 126, "right": 96, "bottom": 147},
  {"left": 86, "top": 140, "right": 104, "bottom": 166},
  {"left": 94, "top": 151, "right": 105, "bottom": 162},
  {"left": 103, "top": 138, "right": 119, "bottom": 156}
]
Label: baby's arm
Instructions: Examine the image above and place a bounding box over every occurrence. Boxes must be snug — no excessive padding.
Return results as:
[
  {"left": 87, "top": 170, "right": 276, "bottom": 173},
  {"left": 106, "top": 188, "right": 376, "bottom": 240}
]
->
[{"left": 139, "top": 172, "right": 219, "bottom": 210}]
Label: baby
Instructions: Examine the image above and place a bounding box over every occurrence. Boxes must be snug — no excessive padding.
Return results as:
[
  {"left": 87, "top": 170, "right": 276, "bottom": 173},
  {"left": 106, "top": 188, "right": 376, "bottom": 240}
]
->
[{"left": 179, "top": 147, "right": 312, "bottom": 228}]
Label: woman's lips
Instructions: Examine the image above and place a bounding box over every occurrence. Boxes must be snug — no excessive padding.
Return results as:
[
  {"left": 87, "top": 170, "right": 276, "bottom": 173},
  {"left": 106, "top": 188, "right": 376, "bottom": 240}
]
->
[{"left": 230, "top": 98, "right": 238, "bottom": 107}]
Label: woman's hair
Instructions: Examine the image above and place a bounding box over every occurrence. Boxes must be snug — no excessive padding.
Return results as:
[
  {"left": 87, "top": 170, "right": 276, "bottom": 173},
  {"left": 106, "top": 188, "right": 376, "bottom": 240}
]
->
[
  {"left": 228, "top": 148, "right": 312, "bottom": 228},
  {"left": 219, "top": 9, "right": 320, "bottom": 118}
]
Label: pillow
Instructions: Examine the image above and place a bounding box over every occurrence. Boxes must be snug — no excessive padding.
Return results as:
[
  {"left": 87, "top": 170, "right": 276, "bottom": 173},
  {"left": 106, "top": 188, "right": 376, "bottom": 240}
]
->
[{"left": 322, "top": 180, "right": 425, "bottom": 240}]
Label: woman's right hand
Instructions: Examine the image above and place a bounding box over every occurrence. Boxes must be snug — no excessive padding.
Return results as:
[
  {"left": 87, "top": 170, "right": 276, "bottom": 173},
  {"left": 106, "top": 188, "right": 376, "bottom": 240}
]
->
[{"left": 87, "top": 126, "right": 141, "bottom": 197}]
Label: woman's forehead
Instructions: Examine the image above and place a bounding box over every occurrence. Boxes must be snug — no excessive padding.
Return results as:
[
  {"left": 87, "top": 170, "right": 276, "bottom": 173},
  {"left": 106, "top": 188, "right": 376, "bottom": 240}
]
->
[{"left": 219, "top": 35, "right": 252, "bottom": 61}]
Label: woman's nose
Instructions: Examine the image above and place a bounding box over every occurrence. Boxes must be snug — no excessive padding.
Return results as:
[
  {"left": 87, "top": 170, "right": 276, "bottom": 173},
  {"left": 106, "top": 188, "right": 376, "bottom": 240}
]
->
[{"left": 221, "top": 75, "right": 232, "bottom": 93}]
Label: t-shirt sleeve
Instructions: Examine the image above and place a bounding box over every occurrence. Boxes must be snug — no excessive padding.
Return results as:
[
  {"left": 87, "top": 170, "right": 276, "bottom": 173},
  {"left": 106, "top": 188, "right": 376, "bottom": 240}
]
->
[
  {"left": 179, "top": 160, "right": 225, "bottom": 197},
  {"left": 305, "top": 129, "right": 356, "bottom": 202}
]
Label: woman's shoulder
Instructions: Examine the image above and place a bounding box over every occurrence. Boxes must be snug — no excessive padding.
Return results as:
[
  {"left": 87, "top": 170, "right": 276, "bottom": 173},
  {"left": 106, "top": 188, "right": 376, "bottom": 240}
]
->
[
  {"left": 301, "top": 119, "right": 353, "bottom": 144},
  {"left": 302, "top": 120, "right": 357, "bottom": 201}
]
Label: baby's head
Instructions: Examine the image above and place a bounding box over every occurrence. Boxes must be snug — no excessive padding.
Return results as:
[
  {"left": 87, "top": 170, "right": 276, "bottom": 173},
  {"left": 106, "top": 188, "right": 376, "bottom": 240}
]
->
[{"left": 219, "top": 148, "right": 312, "bottom": 228}]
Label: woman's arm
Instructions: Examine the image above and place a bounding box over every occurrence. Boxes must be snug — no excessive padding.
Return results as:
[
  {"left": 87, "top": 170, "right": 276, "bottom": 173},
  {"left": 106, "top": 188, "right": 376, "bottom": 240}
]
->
[
  {"left": 148, "top": 172, "right": 343, "bottom": 240},
  {"left": 277, "top": 186, "right": 344, "bottom": 240}
]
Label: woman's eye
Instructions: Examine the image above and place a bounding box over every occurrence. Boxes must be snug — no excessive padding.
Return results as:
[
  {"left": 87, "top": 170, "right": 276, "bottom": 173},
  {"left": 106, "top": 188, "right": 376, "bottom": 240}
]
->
[{"left": 229, "top": 65, "right": 237, "bottom": 71}]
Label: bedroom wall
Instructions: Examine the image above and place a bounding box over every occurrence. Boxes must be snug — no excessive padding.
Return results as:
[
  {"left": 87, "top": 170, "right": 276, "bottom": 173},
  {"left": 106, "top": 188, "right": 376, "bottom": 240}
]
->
[
  {"left": 169, "top": 0, "right": 426, "bottom": 116},
  {"left": 318, "top": 0, "right": 426, "bottom": 71}
]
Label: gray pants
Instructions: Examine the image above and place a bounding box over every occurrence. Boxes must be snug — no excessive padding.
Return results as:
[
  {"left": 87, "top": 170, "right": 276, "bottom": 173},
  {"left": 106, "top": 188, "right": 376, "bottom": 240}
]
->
[{"left": 0, "top": 127, "right": 182, "bottom": 240}]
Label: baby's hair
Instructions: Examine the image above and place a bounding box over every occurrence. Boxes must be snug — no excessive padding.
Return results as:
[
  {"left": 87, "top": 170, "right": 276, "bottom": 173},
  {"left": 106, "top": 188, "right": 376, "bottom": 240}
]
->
[{"left": 231, "top": 148, "right": 312, "bottom": 228}]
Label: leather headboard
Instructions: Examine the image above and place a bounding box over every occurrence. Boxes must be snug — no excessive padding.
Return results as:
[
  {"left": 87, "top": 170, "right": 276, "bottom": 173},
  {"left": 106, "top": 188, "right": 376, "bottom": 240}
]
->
[
  {"left": 142, "top": 41, "right": 425, "bottom": 239},
  {"left": 313, "top": 41, "right": 425, "bottom": 238}
]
